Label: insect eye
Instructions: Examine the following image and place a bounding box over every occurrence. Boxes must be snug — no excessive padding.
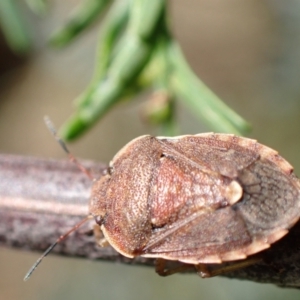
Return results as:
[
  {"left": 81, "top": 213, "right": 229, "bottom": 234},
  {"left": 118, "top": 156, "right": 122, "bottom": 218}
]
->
[
  {"left": 103, "top": 166, "right": 114, "bottom": 175},
  {"left": 95, "top": 215, "right": 104, "bottom": 225},
  {"left": 108, "top": 166, "right": 114, "bottom": 175}
]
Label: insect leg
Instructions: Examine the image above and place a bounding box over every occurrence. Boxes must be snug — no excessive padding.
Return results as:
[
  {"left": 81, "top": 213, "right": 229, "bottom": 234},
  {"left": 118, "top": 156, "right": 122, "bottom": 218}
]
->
[
  {"left": 195, "top": 256, "right": 262, "bottom": 278},
  {"left": 155, "top": 258, "right": 194, "bottom": 276},
  {"left": 93, "top": 224, "right": 110, "bottom": 247}
]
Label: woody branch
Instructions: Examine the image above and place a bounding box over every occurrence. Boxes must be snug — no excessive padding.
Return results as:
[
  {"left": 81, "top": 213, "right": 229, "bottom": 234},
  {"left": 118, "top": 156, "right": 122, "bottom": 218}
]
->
[{"left": 0, "top": 154, "right": 300, "bottom": 288}]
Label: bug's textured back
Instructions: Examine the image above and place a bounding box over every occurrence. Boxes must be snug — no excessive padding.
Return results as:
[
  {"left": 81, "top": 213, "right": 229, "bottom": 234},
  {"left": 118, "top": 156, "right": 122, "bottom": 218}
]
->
[
  {"left": 90, "top": 133, "right": 300, "bottom": 264},
  {"left": 142, "top": 134, "right": 300, "bottom": 263}
]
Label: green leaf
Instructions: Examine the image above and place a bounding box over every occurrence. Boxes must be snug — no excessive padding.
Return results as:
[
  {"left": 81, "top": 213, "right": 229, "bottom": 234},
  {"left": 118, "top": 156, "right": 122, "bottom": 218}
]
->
[
  {"left": 168, "top": 41, "right": 250, "bottom": 135},
  {"left": 50, "top": 0, "right": 111, "bottom": 47},
  {"left": 0, "top": 0, "right": 31, "bottom": 54}
]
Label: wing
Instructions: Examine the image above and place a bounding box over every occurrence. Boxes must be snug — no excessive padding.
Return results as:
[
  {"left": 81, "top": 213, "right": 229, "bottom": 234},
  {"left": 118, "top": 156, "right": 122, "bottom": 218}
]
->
[
  {"left": 143, "top": 206, "right": 255, "bottom": 263},
  {"left": 157, "top": 133, "right": 260, "bottom": 178},
  {"left": 141, "top": 134, "right": 300, "bottom": 264}
]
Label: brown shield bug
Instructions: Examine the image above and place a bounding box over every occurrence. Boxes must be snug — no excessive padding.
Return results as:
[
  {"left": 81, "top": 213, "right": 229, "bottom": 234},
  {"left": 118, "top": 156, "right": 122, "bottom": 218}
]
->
[{"left": 24, "top": 130, "right": 300, "bottom": 280}]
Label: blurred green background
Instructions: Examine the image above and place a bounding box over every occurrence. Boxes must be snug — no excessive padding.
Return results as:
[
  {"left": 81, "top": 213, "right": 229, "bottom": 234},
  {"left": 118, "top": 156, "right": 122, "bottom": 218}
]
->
[{"left": 1, "top": 0, "right": 300, "bottom": 299}]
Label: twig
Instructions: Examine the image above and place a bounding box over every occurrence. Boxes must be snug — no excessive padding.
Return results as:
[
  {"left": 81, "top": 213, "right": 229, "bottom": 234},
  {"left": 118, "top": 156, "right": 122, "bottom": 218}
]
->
[
  {"left": 1, "top": 154, "right": 300, "bottom": 287},
  {"left": 0, "top": 154, "right": 155, "bottom": 265}
]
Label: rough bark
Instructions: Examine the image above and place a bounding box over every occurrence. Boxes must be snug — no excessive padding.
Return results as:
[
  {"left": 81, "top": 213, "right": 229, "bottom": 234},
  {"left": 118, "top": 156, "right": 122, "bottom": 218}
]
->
[{"left": 1, "top": 154, "right": 300, "bottom": 288}]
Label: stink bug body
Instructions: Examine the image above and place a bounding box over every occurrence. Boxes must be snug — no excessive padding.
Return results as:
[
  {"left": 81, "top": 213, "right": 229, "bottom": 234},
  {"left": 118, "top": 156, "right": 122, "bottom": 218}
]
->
[
  {"left": 25, "top": 132, "right": 300, "bottom": 280},
  {"left": 90, "top": 133, "right": 300, "bottom": 273}
]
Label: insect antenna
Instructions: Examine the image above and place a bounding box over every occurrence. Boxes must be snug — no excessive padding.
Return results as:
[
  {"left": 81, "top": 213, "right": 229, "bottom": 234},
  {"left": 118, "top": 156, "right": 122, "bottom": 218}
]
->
[
  {"left": 24, "top": 215, "right": 93, "bottom": 281},
  {"left": 44, "top": 116, "right": 94, "bottom": 180},
  {"left": 24, "top": 117, "right": 95, "bottom": 281}
]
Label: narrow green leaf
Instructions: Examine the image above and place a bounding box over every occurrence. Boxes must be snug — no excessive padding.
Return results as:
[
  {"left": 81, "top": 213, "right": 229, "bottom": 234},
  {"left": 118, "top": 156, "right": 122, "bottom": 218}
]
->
[
  {"left": 0, "top": 0, "right": 31, "bottom": 54},
  {"left": 60, "top": 0, "right": 166, "bottom": 140},
  {"left": 50, "top": 0, "right": 111, "bottom": 47},
  {"left": 168, "top": 42, "right": 250, "bottom": 135},
  {"left": 75, "top": 0, "right": 130, "bottom": 108}
]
